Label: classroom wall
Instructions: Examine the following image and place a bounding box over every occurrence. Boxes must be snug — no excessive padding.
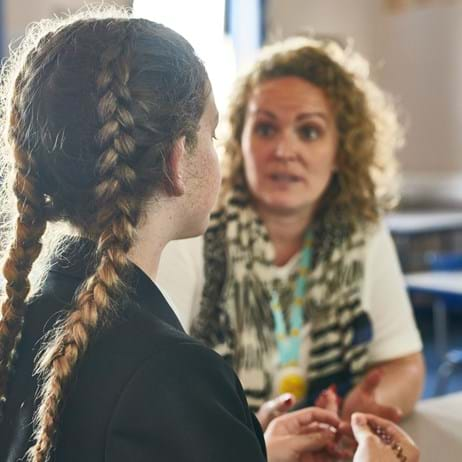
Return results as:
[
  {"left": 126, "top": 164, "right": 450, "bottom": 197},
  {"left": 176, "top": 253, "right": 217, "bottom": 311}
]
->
[{"left": 3, "top": 0, "right": 462, "bottom": 204}]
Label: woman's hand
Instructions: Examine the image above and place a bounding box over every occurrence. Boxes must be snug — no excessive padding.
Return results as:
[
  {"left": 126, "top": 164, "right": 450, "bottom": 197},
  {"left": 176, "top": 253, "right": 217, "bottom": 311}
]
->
[
  {"left": 256, "top": 393, "right": 296, "bottom": 430},
  {"left": 265, "top": 407, "right": 341, "bottom": 462},
  {"left": 341, "top": 369, "right": 403, "bottom": 422},
  {"left": 315, "top": 386, "right": 356, "bottom": 459},
  {"left": 351, "top": 413, "right": 420, "bottom": 462}
]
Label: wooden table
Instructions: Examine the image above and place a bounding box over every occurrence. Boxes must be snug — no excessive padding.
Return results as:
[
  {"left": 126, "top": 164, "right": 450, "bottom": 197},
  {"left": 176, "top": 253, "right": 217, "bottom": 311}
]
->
[{"left": 401, "top": 392, "right": 462, "bottom": 461}]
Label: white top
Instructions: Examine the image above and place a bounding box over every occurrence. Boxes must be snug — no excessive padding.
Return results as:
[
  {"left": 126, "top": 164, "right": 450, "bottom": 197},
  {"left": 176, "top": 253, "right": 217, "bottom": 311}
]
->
[{"left": 157, "top": 222, "right": 422, "bottom": 364}]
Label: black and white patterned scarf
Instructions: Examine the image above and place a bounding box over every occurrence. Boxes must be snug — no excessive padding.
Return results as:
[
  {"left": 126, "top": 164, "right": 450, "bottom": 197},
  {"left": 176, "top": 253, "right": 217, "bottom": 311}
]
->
[{"left": 191, "top": 185, "right": 373, "bottom": 410}]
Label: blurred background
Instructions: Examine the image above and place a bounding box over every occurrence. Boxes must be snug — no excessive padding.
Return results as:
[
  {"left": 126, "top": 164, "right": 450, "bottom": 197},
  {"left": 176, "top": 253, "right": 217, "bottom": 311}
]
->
[{"left": 1, "top": 0, "right": 462, "bottom": 398}]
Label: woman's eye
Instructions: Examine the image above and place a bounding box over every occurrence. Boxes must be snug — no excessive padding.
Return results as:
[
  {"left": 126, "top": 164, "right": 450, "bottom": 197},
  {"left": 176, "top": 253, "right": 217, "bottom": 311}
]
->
[
  {"left": 254, "top": 122, "right": 276, "bottom": 137},
  {"left": 298, "top": 125, "right": 321, "bottom": 141}
]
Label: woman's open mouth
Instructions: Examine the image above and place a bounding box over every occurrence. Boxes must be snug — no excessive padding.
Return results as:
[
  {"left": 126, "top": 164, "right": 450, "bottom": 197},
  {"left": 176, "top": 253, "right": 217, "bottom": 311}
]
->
[{"left": 269, "top": 173, "right": 303, "bottom": 184}]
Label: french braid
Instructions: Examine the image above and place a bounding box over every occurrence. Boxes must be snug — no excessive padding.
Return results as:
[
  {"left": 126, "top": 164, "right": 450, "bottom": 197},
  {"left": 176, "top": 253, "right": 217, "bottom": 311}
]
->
[
  {"left": 29, "top": 24, "right": 140, "bottom": 462},
  {"left": 0, "top": 31, "right": 57, "bottom": 407},
  {"left": 0, "top": 11, "right": 208, "bottom": 461}
]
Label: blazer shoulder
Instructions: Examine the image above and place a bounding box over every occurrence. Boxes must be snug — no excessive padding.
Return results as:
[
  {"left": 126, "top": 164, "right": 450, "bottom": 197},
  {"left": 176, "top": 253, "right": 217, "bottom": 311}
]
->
[{"left": 105, "top": 341, "right": 266, "bottom": 462}]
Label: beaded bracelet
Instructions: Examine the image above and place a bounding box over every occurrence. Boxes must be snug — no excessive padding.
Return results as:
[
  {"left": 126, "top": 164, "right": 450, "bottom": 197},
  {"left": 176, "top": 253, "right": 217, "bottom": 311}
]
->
[{"left": 368, "top": 420, "right": 407, "bottom": 462}]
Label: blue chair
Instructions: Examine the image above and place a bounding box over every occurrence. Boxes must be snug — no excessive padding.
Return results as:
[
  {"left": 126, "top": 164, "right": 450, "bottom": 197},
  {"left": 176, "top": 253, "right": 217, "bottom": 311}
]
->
[
  {"left": 425, "top": 252, "right": 462, "bottom": 395},
  {"left": 426, "top": 252, "right": 462, "bottom": 271}
]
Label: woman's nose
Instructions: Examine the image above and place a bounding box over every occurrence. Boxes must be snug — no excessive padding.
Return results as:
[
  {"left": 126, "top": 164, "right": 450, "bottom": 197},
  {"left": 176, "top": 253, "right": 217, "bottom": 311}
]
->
[{"left": 274, "top": 133, "right": 297, "bottom": 161}]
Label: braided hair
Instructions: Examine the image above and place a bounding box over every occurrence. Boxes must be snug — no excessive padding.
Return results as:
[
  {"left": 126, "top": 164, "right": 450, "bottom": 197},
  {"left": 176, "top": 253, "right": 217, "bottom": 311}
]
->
[{"left": 0, "top": 9, "right": 208, "bottom": 462}]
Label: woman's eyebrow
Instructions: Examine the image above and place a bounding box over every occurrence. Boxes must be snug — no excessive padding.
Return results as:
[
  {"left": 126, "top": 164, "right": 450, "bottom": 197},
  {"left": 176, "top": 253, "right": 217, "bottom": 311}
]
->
[
  {"left": 250, "top": 109, "right": 328, "bottom": 122},
  {"left": 251, "top": 109, "right": 277, "bottom": 119},
  {"left": 296, "top": 112, "right": 328, "bottom": 122}
]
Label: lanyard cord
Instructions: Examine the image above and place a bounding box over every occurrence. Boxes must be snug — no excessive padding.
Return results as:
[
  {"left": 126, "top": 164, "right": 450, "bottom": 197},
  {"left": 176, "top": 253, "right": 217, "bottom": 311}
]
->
[{"left": 270, "top": 230, "right": 313, "bottom": 367}]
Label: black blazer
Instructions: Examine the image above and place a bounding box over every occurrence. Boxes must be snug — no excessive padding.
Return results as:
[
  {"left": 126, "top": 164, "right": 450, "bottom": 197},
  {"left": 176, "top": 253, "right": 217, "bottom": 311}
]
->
[{"left": 0, "top": 239, "right": 266, "bottom": 461}]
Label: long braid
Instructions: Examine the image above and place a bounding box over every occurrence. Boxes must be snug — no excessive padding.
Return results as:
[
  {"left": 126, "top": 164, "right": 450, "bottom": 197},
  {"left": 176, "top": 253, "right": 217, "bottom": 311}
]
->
[
  {"left": 0, "top": 32, "right": 56, "bottom": 405},
  {"left": 29, "top": 24, "right": 141, "bottom": 462}
]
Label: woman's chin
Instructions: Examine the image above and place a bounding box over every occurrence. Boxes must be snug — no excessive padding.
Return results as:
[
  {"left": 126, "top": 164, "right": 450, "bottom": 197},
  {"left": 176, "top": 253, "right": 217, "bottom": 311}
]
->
[{"left": 257, "top": 198, "right": 316, "bottom": 217}]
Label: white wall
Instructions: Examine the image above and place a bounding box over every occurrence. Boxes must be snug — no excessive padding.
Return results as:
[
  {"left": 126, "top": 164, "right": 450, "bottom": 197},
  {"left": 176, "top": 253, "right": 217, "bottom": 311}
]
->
[
  {"left": 4, "top": 0, "right": 462, "bottom": 202},
  {"left": 380, "top": 5, "right": 462, "bottom": 172},
  {"left": 4, "top": 0, "right": 132, "bottom": 52},
  {"left": 267, "top": 0, "right": 383, "bottom": 67},
  {"left": 266, "top": 0, "right": 462, "bottom": 203}
]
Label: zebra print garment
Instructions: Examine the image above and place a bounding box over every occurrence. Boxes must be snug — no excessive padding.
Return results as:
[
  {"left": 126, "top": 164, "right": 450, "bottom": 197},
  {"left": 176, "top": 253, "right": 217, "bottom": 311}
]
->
[{"left": 191, "top": 186, "right": 373, "bottom": 411}]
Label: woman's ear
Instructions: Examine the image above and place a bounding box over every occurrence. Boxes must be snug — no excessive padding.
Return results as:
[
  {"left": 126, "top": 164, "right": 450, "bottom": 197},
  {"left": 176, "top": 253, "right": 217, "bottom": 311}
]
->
[{"left": 165, "top": 136, "right": 187, "bottom": 197}]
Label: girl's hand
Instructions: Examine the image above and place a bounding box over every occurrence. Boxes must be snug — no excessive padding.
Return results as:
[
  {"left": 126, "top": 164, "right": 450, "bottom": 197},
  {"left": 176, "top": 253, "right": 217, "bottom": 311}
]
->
[
  {"left": 256, "top": 393, "right": 296, "bottom": 430},
  {"left": 265, "top": 407, "right": 340, "bottom": 462},
  {"left": 351, "top": 412, "right": 420, "bottom": 462}
]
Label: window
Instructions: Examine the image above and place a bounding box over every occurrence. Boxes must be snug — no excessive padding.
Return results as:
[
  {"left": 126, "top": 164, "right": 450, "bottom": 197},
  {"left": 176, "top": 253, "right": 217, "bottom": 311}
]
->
[{"left": 133, "top": 0, "right": 236, "bottom": 112}]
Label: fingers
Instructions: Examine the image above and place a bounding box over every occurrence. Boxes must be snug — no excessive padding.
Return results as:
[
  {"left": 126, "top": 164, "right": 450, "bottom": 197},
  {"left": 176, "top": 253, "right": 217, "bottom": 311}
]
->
[
  {"left": 257, "top": 393, "right": 295, "bottom": 430},
  {"left": 360, "top": 368, "right": 383, "bottom": 394},
  {"left": 351, "top": 412, "right": 377, "bottom": 443},
  {"left": 328, "top": 422, "right": 357, "bottom": 460},
  {"left": 372, "top": 402, "right": 403, "bottom": 423},
  {"left": 289, "top": 407, "right": 341, "bottom": 430},
  {"left": 326, "top": 440, "right": 356, "bottom": 460},
  {"left": 352, "top": 413, "right": 420, "bottom": 462},
  {"left": 289, "top": 429, "right": 337, "bottom": 454},
  {"left": 272, "top": 393, "right": 296, "bottom": 412},
  {"left": 357, "top": 413, "right": 416, "bottom": 446},
  {"left": 315, "top": 387, "right": 339, "bottom": 413},
  {"left": 339, "top": 420, "right": 354, "bottom": 438}
]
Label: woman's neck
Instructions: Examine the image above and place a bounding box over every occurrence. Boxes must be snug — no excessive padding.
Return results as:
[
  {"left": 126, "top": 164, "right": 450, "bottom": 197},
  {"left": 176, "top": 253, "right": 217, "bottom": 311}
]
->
[{"left": 256, "top": 204, "right": 314, "bottom": 267}]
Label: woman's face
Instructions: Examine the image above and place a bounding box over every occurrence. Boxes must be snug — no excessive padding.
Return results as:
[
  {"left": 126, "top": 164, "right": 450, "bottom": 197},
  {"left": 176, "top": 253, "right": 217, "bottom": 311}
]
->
[{"left": 240, "top": 76, "right": 338, "bottom": 217}]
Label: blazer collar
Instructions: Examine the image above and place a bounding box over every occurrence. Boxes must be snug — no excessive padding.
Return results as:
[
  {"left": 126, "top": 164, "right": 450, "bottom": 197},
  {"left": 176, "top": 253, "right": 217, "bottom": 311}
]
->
[{"left": 48, "top": 237, "right": 184, "bottom": 332}]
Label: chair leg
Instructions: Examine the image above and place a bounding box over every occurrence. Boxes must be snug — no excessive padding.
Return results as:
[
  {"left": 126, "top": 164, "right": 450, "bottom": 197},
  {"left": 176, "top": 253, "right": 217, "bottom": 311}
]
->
[
  {"left": 433, "top": 350, "right": 462, "bottom": 396},
  {"left": 434, "top": 360, "right": 454, "bottom": 396},
  {"left": 433, "top": 298, "right": 448, "bottom": 361}
]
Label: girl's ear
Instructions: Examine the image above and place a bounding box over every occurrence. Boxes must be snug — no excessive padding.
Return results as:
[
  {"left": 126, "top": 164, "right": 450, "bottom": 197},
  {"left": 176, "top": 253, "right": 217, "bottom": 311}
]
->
[{"left": 165, "top": 136, "right": 187, "bottom": 197}]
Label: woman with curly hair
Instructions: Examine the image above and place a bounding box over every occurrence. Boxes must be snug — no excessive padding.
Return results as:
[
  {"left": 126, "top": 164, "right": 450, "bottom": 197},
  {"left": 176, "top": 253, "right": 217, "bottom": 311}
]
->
[
  {"left": 158, "top": 37, "right": 425, "bottom": 428},
  {"left": 0, "top": 11, "right": 366, "bottom": 462}
]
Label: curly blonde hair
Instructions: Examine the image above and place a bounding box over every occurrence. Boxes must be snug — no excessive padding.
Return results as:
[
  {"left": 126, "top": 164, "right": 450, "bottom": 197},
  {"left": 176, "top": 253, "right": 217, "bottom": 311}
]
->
[{"left": 221, "top": 37, "right": 403, "bottom": 225}]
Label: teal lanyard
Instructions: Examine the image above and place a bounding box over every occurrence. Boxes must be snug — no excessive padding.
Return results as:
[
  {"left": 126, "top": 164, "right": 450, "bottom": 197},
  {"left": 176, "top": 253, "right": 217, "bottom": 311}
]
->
[{"left": 270, "top": 231, "right": 312, "bottom": 367}]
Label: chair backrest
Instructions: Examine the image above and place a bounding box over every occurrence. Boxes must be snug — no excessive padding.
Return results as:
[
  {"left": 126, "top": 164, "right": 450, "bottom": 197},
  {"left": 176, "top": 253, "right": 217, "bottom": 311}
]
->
[{"left": 424, "top": 252, "right": 462, "bottom": 309}]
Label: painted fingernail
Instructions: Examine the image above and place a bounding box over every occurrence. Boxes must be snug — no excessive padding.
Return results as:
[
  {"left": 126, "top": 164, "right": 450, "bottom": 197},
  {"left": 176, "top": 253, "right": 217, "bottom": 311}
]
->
[{"left": 281, "top": 393, "right": 294, "bottom": 405}]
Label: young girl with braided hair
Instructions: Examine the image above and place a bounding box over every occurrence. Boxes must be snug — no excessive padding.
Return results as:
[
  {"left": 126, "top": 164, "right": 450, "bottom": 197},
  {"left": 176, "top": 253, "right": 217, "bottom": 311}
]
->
[{"left": 0, "top": 8, "right": 355, "bottom": 462}]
